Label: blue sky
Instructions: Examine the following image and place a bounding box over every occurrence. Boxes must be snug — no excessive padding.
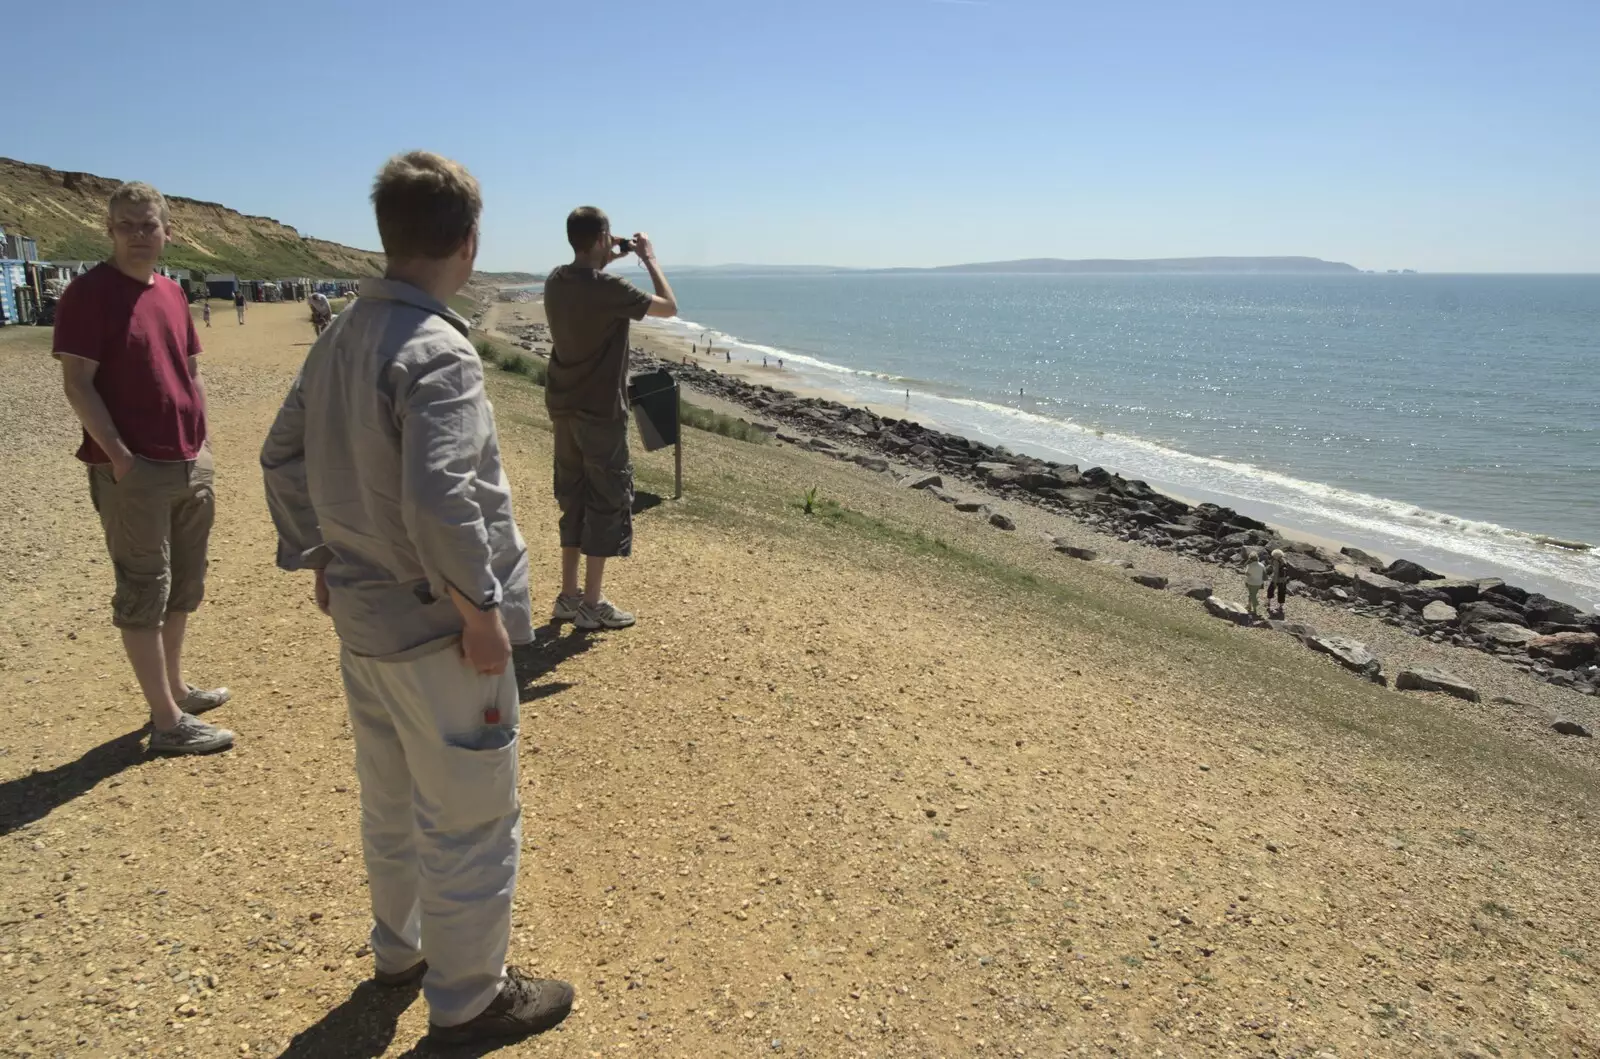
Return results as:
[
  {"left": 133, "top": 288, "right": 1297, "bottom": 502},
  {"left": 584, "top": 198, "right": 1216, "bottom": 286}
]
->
[{"left": 7, "top": 0, "right": 1599, "bottom": 272}]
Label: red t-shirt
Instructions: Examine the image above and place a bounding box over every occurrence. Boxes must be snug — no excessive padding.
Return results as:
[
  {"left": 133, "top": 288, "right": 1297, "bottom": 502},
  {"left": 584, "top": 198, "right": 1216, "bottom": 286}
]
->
[{"left": 52, "top": 263, "right": 206, "bottom": 464}]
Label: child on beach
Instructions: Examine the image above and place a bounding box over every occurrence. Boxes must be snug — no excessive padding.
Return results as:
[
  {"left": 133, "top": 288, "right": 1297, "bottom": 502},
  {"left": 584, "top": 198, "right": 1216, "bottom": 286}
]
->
[
  {"left": 1244, "top": 549, "right": 1267, "bottom": 617},
  {"left": 202, "top": 300, "right": 211, "bottom": 327}
]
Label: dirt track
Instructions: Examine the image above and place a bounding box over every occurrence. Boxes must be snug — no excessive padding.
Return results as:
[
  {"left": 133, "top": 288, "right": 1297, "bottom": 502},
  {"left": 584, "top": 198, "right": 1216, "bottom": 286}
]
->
[{"left": 1, "top": 303, "right": 1597, "bottom": 1058}]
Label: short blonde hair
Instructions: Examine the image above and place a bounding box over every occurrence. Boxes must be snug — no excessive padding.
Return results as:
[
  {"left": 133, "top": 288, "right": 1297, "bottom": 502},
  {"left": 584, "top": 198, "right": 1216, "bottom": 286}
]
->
[
  {"left": 370, "top": 150, "right": 482, "bottom": 260},
  {"left": 108, "top": 181, "right": 170, "bottom": 225}
]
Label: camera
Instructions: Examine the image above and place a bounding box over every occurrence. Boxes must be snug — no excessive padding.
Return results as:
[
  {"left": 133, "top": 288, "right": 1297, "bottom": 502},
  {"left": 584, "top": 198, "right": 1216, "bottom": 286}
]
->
[{"left": 616, "top": 237, "right": 635, "bottom": 255}]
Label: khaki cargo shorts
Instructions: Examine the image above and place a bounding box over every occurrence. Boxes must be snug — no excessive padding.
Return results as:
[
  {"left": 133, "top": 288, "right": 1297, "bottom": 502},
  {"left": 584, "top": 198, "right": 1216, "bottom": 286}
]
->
[
  {"left": 551, "top": 415, "right": 633, "bottom": 559},
  {"left": 87, "top": 447, "right": 216, "bottom": 629}
]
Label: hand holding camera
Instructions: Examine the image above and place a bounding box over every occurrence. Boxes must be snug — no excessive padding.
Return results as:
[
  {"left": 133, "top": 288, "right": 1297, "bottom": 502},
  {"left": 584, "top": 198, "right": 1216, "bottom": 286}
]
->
[{"left": 611, "top": 232, "right": 657, "bottom": 266}]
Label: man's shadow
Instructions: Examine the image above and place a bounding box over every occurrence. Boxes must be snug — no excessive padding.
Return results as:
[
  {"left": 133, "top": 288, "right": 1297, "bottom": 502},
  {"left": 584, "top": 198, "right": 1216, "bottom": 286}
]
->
[
  {"left": 512, "top": 627, "right": 594, "bottom": 705},
  {"left": 277, "top": 979, "right": 561, "bottom": 1058},
  {"left": 632, "top": 491, "right": 664, "bottom": 515},
  {"left": 0, "top": 727, "right": 148, "bottom": 836},
  {"left": 275, "top": 980, "right": 418, "bottom": 1058}
]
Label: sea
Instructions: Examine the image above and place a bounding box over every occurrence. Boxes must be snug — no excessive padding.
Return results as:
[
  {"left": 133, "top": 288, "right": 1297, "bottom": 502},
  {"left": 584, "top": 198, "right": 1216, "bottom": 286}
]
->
[{"left": 635, "top": 271, "right": 1600, "bottom": 612}]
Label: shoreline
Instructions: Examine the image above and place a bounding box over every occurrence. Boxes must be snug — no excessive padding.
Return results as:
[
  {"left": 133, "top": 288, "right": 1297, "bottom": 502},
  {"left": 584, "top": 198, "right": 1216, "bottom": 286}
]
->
[
  {"left": 631, "top": 315, "right": 1597, "bottom": 613},
  {"left": 620, "top": 339, "right": 1598, "bottom": 697}
]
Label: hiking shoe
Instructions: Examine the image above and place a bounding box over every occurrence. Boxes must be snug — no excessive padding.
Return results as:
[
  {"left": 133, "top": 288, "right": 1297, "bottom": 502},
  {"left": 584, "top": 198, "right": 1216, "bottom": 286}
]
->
[
  {"left": 575, "top": 599, "right": 635, "bottom": 630},
  {"left": 178, "top": 685, "right": 230, "bottom": 716},
  {"left": 149, "top": 714, "right": 235, "bottom": 755},
  {"left": 374, "top": 959, "right": 427, "bottom": 988},
  {"left": 428, "top": 967, "right": 574, "bottom": 1044},
  {"left": 551, "top": 592, "right": 582, "bottom": 622}
]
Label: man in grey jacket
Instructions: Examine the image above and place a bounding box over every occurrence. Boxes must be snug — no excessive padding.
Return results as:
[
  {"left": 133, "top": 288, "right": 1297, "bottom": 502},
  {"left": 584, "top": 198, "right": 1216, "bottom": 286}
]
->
[{"left": 261, "top": 151, "right": 572, "bottom": 1045}]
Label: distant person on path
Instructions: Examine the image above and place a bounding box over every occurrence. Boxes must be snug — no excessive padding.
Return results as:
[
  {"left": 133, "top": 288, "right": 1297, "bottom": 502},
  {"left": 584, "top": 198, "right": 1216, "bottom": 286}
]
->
[
  {"left": 1268, "top": 548, "right": 1289, "bottom": 615},
  {"left": 308, "top": 290, "right": 332, "bottom": 335},
  {"left": 542, "top": 206, "right": 678, "bottom": 630},
  {"left": 233, "top": 288, "right": 246, "bottom": 324},
  {"left": 1244, "top": 548, "right": 1267, "bottom": 617},
  {"left": 202, "top": 299, "right": 211, "bottom": 327},
  {"left": 53, "top": 181, "right": 235, "bottom": 755},
  {"left": 262, "top": 151, "right": 573, "bottom": 1045}
]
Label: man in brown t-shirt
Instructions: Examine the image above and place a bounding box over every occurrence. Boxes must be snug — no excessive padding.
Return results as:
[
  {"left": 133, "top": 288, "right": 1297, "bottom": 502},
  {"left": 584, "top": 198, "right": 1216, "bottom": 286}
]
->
[{"left": 542, "top": 207, "right": 677, "bottom": 630}]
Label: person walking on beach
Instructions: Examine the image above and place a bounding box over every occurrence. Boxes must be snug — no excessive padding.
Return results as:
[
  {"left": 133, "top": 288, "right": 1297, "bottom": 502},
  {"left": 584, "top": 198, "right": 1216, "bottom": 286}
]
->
[
  {"left": 201, "top": 298, "right": 211, "bottom": 328},
  {"left": 542, "top": 206, "right": 678, "bottom": 630},
  {"left": 262, "top": 151, "right": 573, "bottom": 1045},
  {"left": 1268, "top": 548, "right": 1290, "bottom": 616},
  {"left": 1244, "top": 548, "right": 1267, "bottom": 617},
  {"left": 233, "top": 287, "right": 246, "bottom": 324},
  {"left": 53, "top": 181, "right": 235, "bottom": 755}
]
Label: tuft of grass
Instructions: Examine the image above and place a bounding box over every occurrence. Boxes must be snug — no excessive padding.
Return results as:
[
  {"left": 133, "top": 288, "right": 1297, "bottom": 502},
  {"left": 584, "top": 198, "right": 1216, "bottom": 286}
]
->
[
  {"left": 1480, "top": 900, "right": 1515, "bottom": 920},
  {"left": 801, "top": 485, "right": 820, "bottom": 515},
  {"left": 677, "top": 397, "right": 768, "bottom": 444}
]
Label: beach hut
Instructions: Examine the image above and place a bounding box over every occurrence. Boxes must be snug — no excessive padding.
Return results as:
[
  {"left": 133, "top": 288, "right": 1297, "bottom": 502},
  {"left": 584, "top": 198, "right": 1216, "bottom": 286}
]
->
[
  {"left": 0, "top": 259, "right": 24, "bottom": 326},
  {"left": 205, "top": 273, "right": 239, "bottom": 299}
]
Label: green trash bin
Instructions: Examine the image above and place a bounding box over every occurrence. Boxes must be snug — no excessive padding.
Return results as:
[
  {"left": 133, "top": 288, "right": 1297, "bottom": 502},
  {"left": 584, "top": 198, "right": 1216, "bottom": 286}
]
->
[{"left": 628, "top": 369, "right": 680, "bottom": 452}]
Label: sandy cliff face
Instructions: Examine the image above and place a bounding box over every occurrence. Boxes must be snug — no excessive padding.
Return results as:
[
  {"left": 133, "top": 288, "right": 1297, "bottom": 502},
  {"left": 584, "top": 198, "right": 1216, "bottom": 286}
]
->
[{"left": 0, "top": 156, "right": 385, "bottom": 277}]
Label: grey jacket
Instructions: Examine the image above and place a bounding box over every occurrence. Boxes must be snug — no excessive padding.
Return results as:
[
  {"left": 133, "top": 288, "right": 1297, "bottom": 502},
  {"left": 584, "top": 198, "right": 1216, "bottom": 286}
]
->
[{"left": 261, "top": 277, "right": 532, "bottom": 659}]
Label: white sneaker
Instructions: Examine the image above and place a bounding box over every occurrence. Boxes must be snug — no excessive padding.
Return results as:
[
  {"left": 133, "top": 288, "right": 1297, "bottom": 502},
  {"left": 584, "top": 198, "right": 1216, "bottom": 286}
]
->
[
  {"left": 551, "top": 593, "right": 582, "bottom": 622},
  {"left": 575, "top": 599, "right": 636, "bottom": 630}
]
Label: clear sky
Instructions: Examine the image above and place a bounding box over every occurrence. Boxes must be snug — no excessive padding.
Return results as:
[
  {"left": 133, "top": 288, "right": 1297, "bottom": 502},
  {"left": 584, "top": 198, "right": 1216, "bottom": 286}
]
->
[{"left": 7, "top": 0, "right": 1599, "bottom": 272}]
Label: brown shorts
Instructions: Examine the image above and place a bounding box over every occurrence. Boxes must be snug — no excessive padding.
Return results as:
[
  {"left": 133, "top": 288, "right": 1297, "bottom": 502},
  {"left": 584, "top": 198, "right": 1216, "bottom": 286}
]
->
[
  {"left": 87, "top": 448, "right": 216, "bottom": 629},
  {"left": 551, "top": 415, "right": 632, "bottom": 558}
]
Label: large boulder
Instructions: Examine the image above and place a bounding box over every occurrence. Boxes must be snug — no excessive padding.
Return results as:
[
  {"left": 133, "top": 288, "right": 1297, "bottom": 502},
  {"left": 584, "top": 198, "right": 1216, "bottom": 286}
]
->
[
  {"left": 1204, "top": 597, "right": 1254, "bottom": 625},
  {"left": 1304, "top": 635, "right": 1384, "bottom": 682},
  {"left": 1395, "top": 666, "right": 1481, "bottom": 703},
  {"left": 852, "top": 454, "right": 890, "bottom": 473},
  {"left": 1131, "top": 572, "right": 1169, "bottom": 590},
  {"left": 1457, "top": 599, "right": 1526, "bottom": 628},
  {"left": 1054, "top": 544, "right": 1098, "bottom": 561},
  {"left": 1339, "top": 546, "right": 1384, "bottom": 569},
  {"left": 1280, "top": 552, "right": 1332, "bottom": 580},
  {"left": 988, "top": 512, "right": 1016, "bottom": 531},
  {"left": 1527, "top": 632, "right": 1600, "bottom": 670},
  {"left": 1523, "top": 595, "right": 1585, "bottom": 627},
  {"left": 1552, "top": 720, "right": 1593, "bottom": 738},
  {"left": 1475, "top": 622, "right": 1540, "bottom": 646},
  {"left": 1422, "top": 601, "right": 1459, "bottom": 624},
  {"left": 1174, "top": 579, "right": 1214, "bottom": 601},
  {"left": 1353, "top": 570, "right": 1406, "bottom": 604},
  {"left": 1384, "top": 559, "right": 1443, "bottom": 584},
  {"left": 899, "top": 472, "right": 943, "bottom": 490},
  {"left": 1417, "top": 577, "right": 1499, "bottom": 605},
  {"left": 1483, "top": 583, "right": 1530, "bottom": 606}
]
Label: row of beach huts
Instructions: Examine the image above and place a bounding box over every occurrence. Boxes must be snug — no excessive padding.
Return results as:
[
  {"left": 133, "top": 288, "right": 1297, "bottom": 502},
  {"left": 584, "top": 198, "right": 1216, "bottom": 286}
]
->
[{"left": 0, "top": 225, "right": 360, "bottom": 327}]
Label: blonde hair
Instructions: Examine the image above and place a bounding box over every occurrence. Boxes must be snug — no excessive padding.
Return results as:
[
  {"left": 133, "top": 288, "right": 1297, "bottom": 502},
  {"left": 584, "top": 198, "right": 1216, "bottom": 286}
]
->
[
  {"left": 108, "top": 181, "right": 170, "bottom": 225},
  {"left": 370, "top": 150, "right": 482, "bottom": 260}
]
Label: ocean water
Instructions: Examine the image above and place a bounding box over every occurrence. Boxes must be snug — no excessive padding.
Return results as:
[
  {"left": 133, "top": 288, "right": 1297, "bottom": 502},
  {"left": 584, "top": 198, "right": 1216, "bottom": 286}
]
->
[{"left": 644, "top": 272, "right": 1600, "bottom": 612}]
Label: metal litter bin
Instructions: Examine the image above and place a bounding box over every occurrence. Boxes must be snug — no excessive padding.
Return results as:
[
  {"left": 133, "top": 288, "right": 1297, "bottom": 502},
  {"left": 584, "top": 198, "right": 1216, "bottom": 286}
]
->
[
  {"left": 627, "top": 369, "right": 683, "bottom": 498},
  {"left": 628, "top": 369, "right": 680, "bottom": 451}
]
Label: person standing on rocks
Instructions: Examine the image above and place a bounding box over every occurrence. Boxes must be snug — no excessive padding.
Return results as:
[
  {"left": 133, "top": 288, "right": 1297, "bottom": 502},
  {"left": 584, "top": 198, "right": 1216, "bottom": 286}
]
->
[
  {"left": 1268, "top": 548, "right": 1289, "bottom": 616},
  {"left": 541, "top": 206, "right": 678, "bottom": 630},
  {"left": 53, "top": 182, "right": 236, "bottom": 755},
  {"left": 1244, "top": 548, "right": 1267, "bottom": 617},
  {"left": 261, "top": 151, "right": 573, "bottom": 1045}
]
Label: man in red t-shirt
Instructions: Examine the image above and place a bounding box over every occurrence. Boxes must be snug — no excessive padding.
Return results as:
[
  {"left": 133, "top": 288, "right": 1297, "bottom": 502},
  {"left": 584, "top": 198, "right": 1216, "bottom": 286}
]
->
[{"left": 54, "top": 181, "right": 236, "bottom": 755}]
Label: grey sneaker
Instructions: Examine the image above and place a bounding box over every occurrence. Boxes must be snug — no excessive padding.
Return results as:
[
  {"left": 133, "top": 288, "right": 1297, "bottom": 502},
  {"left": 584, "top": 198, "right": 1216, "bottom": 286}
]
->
[
  {"left": 149, "top": 713, "right": 235, "bottom": 755},
  {"left": 428, "top": 967, "right": 574, "bottom": 1044},
  {"left": 575, "top": 598, "right": 635, "bottom": 630},
  {"left": 177, "top": 685, "right": 230, "bottom": 716},
  {"left": 551, "top": 593, "right": 582, "bottom": 622}
]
